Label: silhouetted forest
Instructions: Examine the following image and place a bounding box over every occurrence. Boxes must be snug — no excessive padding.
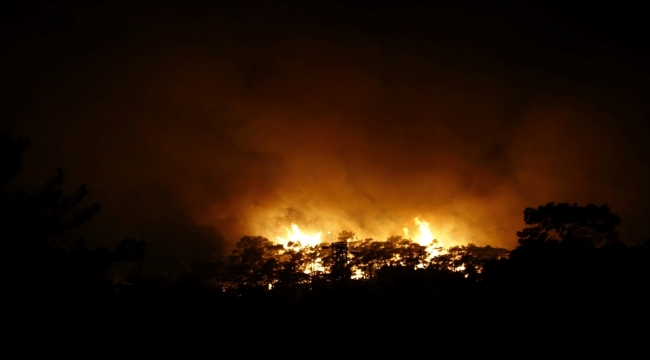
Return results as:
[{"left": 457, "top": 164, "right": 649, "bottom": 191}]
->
[{"left": 3, "top": 133, "right": 649, "bottom": 338}]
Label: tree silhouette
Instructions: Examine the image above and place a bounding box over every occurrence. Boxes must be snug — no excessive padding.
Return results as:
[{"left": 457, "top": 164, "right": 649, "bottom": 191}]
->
[
  {"left": 1, "top": 134, "right": 145, "bottom": 299},
  {"left": 430, "top": 244, "right": 509, "bottom": 279},
  {"left": 504, "top": 202, "right": 626, "bottom": 298},
  {"left": 225, "top": 236, "right": 282, "bottom": 292},
  {"left": 275, "top": 244, "right": 311, "bottom": 291},
  {"left": 516, "top": 202, "right": 621, "bottom": 248},
  {"left": 348, "top": 238, "right": 383, "bottom": 279},
  {"left": 6, "top": 167, "right": 102, "bottom": 257}
]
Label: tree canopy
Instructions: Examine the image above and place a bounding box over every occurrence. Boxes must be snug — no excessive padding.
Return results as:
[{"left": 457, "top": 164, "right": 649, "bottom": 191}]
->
[
  {"left": 1, "top": 133, "right": 146, "bottom": 298},
  {"left": 517, "top": 202, "right": 621, "bottom": 248}
]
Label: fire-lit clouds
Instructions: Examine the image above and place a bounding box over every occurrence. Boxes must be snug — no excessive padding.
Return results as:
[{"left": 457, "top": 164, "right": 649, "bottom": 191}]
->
[{"left": 2, "top": 2, "right": 648, "bottom": 270}]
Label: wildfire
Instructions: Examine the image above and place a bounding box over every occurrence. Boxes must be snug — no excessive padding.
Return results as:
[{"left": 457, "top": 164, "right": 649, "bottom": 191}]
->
[
  {"left": 275, "top": 217, "right": 442, "bottom": 249},
  {"left": 405, "top": 217, "right": 444, "bottom": 258},
  {"left": 412, "top": 217, "right": 434, "bottom": 246},
  {"left": 275, "top": 217, "right": 443, "bottom": 251},
  {"left": 269, "top": 217, "right": 456, "bottom": 279},
  {"left": 276, "top": 223, "right": 322, "bottom": 248}
]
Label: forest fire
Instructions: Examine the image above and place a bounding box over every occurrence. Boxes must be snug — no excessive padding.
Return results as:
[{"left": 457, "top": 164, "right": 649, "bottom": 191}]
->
[
  {"left": 5, "top": 0, "right": 650, "bottom": 335},
  {"left": 276, "top": 223, "right": 322, "bottom": 248},
  {"left": 277, "top": 217, "right": 440, "bottom": 247},
  {"left": 405, "top": 217, "right": 435, "bottom": 246},
  {"left": 275, "top": 217, "right": 447, "bottom": 260},
  {"left": 258, "top": 215, "right": 509, "bottom": 282},
  {"left": 405, "top": 217, "right": 444, "bottom": 258}
]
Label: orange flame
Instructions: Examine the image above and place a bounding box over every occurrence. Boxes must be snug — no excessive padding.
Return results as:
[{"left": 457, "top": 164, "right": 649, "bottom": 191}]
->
[{"left": 276, "top": 223, "right": 322, "bottom": 248}]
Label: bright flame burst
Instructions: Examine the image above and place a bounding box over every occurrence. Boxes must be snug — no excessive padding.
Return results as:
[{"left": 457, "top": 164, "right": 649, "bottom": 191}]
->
[
  {"left": 275, "top": 217, "right": 444, "bottom": 255},
  {"left": 273, "top": 217, "right": 449, "bottom": 280},
  {"left": 403, "top": 217, "right": 444, "bottom": 258},
  {"left": 411, "top": 217, "right": 434, "bottom": 246},
  {"left": 276, "top": 223, "right": 322, "bottom": 248}
]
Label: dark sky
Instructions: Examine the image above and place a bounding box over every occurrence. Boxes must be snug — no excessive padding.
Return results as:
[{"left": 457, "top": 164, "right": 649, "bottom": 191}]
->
[{"left": 2, "top": 1, "right": 649, "bottom": 270}]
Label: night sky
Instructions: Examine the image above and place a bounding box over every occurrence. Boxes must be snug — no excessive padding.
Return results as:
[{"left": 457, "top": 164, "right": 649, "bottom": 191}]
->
[{"left": 2, "top": 1, "right": 648, "bottom": 271}]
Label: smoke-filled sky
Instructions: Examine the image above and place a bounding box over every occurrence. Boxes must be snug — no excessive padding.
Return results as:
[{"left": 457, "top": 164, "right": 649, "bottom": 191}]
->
[{"left": 2, "top": 1, "right": 649, "bottom": 270}]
